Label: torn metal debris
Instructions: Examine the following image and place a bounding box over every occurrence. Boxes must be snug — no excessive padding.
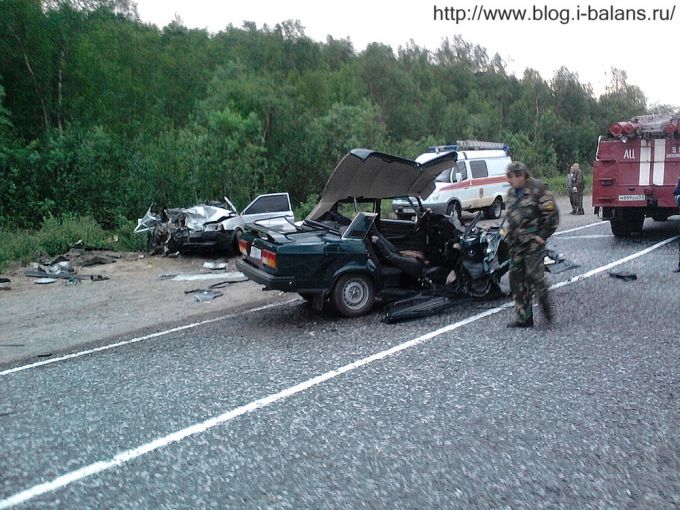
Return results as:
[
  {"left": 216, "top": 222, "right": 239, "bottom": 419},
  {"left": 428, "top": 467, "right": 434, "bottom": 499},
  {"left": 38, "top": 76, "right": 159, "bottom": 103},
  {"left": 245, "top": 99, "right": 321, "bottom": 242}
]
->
[
  {"left": 609, "top": 271, "right": 638, "bottom": 281},
  {"left": 170, "top": 271, "right": 247, "bottom": 282},
  {"left": 24, "top": 255, "right": 109, "bottom": 282}
]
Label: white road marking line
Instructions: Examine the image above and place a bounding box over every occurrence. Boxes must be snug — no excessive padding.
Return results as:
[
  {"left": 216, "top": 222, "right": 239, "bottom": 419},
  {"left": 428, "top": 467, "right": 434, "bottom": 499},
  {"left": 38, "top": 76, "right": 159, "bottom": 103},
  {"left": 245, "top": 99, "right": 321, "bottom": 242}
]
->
[
  {"left": 552, "top": 221, "right": 608, "bottom": 236},
  {"left": 0, "top": 300, "right": 298, "bottom": 377},
  {"left": 1, "top": 235, "right": 677, "bottom": 509},
  {"left": 556, "top": 235, "right": 613, "bottom": 239}
]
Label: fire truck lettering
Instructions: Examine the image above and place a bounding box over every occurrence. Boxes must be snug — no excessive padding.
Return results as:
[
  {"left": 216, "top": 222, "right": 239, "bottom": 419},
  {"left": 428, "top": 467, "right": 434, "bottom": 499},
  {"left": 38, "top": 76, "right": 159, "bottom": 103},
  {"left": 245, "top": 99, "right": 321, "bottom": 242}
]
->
[{"left": 623, "top": 149, "right": 636, "bottom": 159}]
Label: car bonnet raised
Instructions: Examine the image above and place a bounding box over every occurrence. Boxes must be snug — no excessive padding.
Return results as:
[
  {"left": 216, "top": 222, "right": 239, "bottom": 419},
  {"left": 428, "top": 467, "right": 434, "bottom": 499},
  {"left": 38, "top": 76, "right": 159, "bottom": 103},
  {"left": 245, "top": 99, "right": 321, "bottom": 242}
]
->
[{"left": 307, "top": 149, "right": 458, "bottom": 219}]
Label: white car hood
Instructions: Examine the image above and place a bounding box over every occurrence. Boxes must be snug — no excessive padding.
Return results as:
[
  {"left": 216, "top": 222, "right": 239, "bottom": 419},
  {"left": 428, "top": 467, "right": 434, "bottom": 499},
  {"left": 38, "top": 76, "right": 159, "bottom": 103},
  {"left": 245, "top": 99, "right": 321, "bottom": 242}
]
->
[{"left": 308, "top": 149, "right": 458, "bottom": 219}]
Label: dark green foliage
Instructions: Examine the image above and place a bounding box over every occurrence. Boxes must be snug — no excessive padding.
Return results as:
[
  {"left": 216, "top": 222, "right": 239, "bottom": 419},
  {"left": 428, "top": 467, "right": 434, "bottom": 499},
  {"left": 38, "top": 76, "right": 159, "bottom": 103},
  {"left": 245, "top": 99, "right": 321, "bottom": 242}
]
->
[{"left": 0, "top": 0, "right": 666, "bottom": 256}]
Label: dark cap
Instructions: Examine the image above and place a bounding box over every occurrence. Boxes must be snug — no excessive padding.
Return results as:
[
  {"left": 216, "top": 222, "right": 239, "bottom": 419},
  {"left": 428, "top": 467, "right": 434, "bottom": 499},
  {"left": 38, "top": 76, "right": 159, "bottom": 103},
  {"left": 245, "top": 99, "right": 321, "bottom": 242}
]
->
[{"left": 506, "top": 161, "right": 531, "bottom": 178}]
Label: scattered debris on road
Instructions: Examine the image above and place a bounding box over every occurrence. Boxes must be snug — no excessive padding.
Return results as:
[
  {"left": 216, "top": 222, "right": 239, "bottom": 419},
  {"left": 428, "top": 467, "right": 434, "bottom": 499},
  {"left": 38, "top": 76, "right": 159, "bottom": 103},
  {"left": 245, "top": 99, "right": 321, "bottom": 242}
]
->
[{"left": 609, "top": 271, "right": 638, "bottom": 281}]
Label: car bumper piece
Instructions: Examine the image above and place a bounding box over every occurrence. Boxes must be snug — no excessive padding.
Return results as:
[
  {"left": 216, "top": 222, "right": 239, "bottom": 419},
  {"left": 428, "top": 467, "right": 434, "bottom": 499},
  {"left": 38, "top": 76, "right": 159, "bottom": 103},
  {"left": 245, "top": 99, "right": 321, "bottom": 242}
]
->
[{"left": 236, "top": 259, "right": 297, "bottom": 292}]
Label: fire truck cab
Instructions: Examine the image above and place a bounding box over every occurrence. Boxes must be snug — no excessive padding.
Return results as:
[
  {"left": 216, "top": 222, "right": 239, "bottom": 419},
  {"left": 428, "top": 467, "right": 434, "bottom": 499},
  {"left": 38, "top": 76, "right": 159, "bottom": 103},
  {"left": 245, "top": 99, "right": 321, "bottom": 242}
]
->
[{"left": 593, "top": 114, "right": 680, "bottom": 236}]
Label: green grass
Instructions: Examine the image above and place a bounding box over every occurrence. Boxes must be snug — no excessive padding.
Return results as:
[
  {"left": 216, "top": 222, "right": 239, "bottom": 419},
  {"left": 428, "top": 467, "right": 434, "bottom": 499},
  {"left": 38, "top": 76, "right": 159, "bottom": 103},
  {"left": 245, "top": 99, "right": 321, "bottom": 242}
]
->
[{"left": 0, "top": 214, "right": 147, "bottom": 273}]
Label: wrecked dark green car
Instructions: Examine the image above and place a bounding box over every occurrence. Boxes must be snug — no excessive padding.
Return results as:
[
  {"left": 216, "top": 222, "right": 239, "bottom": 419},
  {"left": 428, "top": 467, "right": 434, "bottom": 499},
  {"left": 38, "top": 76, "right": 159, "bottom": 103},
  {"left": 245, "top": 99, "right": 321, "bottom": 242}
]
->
[{"left": 236, "top": 149, "right": 512, "bottom": 321}]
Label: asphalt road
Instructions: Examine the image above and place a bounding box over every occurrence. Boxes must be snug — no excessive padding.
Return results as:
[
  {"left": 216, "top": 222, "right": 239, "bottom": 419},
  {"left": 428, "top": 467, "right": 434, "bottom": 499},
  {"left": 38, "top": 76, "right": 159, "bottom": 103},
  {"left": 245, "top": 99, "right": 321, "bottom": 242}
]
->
[{"left": 1, "top": 214, "right": 678, "bottom": 509}]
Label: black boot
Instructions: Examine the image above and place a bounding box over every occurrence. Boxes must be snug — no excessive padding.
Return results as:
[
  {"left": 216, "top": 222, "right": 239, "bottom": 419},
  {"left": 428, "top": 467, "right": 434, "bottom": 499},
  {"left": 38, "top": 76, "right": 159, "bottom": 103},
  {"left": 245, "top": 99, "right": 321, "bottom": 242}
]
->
[
  {"left": 539, "top": 296, "right": 553, "bottom": 323},
  {"left": 506, "top": 315, "right": 534, "bottom": 328}
]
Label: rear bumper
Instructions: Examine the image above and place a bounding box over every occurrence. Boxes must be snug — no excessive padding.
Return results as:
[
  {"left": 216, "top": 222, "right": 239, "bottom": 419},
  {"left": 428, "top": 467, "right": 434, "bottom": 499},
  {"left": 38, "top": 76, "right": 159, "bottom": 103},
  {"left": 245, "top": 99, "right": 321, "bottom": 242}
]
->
[{"left": 236, "top": 259, "right": 297, "bottom": 292}]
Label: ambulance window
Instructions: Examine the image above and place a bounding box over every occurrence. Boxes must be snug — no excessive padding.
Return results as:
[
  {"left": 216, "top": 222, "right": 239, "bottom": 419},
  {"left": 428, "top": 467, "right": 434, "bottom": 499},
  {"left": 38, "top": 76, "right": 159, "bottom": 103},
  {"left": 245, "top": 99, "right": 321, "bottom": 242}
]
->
[
  {"left": 456, "top": 161, "right": 468, "bottom": 181},
  {"left": 470, "top": 160, "right": 488, "bottom": 178},
  {"left": 435, "top": 168, "right": 452, "bottom": 183}
]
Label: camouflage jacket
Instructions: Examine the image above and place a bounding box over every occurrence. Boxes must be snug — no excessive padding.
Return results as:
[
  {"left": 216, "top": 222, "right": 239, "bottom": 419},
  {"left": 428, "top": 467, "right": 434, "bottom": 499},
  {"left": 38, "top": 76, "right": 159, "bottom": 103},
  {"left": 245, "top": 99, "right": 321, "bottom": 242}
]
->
[
  {"left": 569, "top": 169, "right": 585, "bottom": 192},
  {"left": 505, "top": 178, "right": 560, "bottom": 249}
]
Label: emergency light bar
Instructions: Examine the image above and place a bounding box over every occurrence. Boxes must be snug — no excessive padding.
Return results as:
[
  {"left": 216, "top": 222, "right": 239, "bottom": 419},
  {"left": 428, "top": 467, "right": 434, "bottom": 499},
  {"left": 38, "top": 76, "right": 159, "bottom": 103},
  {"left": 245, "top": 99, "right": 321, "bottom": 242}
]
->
[
  {"left": 427, "top": 140, "right": 509, "bottom": 153},
  {"left": 427, "top": 145, "right": 458, "bottom": 153},
  {"left": 457, "top": 140, "right": 509, "bottom": 151}
]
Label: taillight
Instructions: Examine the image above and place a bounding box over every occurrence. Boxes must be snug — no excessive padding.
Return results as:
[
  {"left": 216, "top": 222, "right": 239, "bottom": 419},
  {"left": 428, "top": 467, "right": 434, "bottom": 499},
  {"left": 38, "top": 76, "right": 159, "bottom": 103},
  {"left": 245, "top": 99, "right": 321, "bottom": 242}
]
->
[
  {"left": 238, "top": 238, "right": 251, "bottom": 255},
  {"left": 261, "top": 249, "right": 277, "bottom": 268}
]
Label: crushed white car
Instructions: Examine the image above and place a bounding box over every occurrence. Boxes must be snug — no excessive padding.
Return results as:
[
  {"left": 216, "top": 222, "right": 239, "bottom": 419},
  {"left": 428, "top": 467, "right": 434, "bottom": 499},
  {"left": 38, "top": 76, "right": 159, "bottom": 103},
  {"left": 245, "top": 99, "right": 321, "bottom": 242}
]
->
[{"left": 135, "top": 193, "right": 295, "bottom": 255}]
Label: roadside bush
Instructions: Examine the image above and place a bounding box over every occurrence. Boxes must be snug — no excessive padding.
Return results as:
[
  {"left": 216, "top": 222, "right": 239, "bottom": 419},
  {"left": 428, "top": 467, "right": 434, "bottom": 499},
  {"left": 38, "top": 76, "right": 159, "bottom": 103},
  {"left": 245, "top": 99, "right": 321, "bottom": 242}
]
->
[
  {"left": 0, "top": 214, "right": 149, "bottom": 273},
  {"left": 294, "top": 193, "right": 320, "bottom": 220},
  {"left": 0, "top": 229, "right": 39, "bottom": 272},
  {"left": 113, "top": 215, "right": 148, "bottom": 253},
  {"left": 37, "top": 214, "right": 109, "bottom": 256}
]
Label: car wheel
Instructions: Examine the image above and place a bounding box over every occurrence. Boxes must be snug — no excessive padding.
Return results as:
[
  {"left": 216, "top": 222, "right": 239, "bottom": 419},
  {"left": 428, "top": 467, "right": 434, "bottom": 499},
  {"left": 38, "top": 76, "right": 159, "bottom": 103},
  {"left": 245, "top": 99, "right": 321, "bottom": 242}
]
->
[
  {"left": 485, "top": 197, "right": 503, "bottom": 219},
  {"left": 231, "top": 229, "right": 243, "bottom": 254},
  {"left": 331, "top": 273, "right": 375, "bottom": 318},
  {"left": 446, "top": 201, "right": 461, "bottom": 220}
]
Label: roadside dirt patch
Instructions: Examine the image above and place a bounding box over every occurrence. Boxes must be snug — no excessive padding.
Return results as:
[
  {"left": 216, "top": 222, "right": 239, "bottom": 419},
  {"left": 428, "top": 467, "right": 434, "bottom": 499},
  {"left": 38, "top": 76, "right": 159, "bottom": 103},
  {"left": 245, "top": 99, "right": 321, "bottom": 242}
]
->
[{"left": 0, "top": 250, "right": 293, "bottom": 367}]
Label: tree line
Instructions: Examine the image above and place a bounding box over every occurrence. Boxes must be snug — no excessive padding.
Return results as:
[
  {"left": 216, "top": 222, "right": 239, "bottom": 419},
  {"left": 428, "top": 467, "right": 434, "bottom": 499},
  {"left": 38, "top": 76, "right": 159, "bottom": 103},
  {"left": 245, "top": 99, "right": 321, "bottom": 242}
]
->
[{"left": 0, "top": 0, "right": 663, "bottom": 230}]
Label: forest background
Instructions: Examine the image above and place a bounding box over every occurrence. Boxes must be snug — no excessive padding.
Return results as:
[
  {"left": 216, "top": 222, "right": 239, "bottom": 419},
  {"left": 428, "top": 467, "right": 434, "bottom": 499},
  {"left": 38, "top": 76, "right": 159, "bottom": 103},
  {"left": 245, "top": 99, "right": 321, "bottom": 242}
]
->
[{"left": 0, "top": 0, "right": 673, "bottom": 267}]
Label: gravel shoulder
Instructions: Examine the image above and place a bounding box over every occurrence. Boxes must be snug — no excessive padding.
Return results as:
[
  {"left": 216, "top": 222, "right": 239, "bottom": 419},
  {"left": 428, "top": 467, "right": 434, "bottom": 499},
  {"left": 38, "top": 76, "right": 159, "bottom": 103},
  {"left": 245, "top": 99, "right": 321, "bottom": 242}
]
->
[
  {"left": 0, "top": 251, "right": 293, "bottom": 368},
  {"left": 1, "top": 195, "right": 593, "bottom": 368}
]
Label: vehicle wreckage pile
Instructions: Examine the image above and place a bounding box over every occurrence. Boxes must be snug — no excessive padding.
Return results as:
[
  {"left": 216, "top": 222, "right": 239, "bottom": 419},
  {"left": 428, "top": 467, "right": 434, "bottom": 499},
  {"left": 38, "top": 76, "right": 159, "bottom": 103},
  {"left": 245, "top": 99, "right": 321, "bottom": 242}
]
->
[
  {"left": 236, "top": 149, "right": 578, "bottom": 322},
  {"left": 134, "top": 193, "right": 295, "bottom": 256}
]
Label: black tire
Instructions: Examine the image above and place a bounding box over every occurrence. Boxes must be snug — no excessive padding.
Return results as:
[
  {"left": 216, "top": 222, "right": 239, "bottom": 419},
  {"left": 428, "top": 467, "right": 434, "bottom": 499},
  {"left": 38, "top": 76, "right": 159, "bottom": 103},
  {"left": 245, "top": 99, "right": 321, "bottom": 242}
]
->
[
  {"left": 610, "top": 209, "right": 645, "bottom": 237},
  {"left": 446, "top": 201, "right": 462, "bottom": 220},
  {"left": 230, "top": 229, "right": 243, "bottom": 255},
  {"left": 630, "top": 214, "right": 645, "bottom": 233},
  {"left": 484, "top": 197, "right": 503, "bottom": 219},
  {"left": 610, "top": 218, "right": 632, "bottom": 237},
  {"left": 330, "top": 273, "right": 375, "bottom": 317}
]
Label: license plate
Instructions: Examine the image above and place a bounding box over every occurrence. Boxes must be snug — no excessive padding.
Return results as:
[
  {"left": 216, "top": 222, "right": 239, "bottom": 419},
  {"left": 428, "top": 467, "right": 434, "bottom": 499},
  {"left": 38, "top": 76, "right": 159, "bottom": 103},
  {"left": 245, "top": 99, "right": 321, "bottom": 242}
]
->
[
  {"left": 618, "top": 195, "right": 645, "bottom": 202},
  {"left": 250, "top": 246, "right": 261, "bottom": 260}
]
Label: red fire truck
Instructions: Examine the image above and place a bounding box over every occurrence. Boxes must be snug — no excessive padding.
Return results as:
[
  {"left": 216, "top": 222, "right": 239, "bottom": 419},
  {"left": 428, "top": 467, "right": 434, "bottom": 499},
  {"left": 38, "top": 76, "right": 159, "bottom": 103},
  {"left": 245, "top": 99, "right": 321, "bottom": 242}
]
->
[{"left": 593, "top": 114, "right": 680, "bottom": 236}]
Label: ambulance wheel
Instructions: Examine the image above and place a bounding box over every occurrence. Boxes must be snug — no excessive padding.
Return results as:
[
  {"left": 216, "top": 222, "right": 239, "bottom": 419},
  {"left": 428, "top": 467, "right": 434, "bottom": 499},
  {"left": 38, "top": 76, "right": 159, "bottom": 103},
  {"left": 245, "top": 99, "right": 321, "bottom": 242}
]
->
[
  {"left": 446, "top": 201, "right": 462, "bottom": 220},
  {"left": 485, "top": 198, "right": 503, "bottom": 219}
]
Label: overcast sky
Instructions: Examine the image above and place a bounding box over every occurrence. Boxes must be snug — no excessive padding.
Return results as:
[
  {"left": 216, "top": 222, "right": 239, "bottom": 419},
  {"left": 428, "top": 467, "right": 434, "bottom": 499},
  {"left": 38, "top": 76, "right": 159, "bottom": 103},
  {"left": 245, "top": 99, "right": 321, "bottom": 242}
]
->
[{"left": 132, "top": 0, "right": 677, "bottom": 110}]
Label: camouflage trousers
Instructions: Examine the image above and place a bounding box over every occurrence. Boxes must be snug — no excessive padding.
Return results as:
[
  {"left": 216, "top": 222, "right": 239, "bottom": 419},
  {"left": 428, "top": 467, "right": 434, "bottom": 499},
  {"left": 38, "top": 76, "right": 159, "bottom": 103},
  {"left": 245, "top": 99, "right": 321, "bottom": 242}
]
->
[
  {"left": 569, "top": 191, "right": 584, "bottom": 213},
  {"left": 508, "top": 247, "right": 548, "bottom": 324}
]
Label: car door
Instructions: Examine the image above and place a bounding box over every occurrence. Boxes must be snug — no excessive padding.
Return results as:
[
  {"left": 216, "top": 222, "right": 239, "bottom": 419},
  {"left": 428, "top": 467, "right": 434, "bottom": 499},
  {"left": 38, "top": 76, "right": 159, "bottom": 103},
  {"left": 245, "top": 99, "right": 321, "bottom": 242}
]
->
[
  {"left": 468, "top": 160, "right": 489, "bottom": 208},
  {"left": 241, "top": 193, "right": 294, "bottom": 230}
]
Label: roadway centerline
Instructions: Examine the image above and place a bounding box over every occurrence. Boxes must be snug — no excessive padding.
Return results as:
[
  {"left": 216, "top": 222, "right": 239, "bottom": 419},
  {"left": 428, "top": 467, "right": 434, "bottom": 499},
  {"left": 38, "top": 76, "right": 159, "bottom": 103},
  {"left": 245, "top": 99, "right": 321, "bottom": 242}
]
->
[{"left": 1, "top": 234, "right": 676, "bottom": 509}]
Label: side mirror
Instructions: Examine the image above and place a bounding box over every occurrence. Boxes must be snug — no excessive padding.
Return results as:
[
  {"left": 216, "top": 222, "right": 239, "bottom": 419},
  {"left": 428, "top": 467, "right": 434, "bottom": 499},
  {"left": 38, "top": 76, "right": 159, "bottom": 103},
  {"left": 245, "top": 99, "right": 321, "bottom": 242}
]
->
[{"left": 455, "top": 172, "right": 463, "bottom": 183}]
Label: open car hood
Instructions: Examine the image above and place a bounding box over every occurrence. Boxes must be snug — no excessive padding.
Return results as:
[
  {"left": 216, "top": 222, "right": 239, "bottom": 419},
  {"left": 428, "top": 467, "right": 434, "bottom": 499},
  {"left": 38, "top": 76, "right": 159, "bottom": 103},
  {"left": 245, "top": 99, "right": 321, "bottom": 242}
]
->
[{"left": 307, "top": 149, "right": 458, "bottom": 219}]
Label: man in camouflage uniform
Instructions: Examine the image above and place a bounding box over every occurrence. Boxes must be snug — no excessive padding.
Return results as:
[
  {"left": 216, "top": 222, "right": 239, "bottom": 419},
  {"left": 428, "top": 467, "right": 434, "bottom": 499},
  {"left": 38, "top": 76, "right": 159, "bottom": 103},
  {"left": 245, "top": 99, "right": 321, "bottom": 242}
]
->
[
  {"left": 505, "top": 162, "right": 560, "bottom": 327},
  {"left": 568, "top": 163, "right": 585, "bottom": 215}
]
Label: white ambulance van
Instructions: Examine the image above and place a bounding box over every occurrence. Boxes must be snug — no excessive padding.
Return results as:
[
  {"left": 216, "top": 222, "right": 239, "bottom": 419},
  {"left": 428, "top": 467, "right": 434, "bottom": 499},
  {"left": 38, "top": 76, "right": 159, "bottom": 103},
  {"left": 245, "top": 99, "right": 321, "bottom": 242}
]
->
[{"left": 393, "top": 141, "right": 512, "bottom": 220}]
